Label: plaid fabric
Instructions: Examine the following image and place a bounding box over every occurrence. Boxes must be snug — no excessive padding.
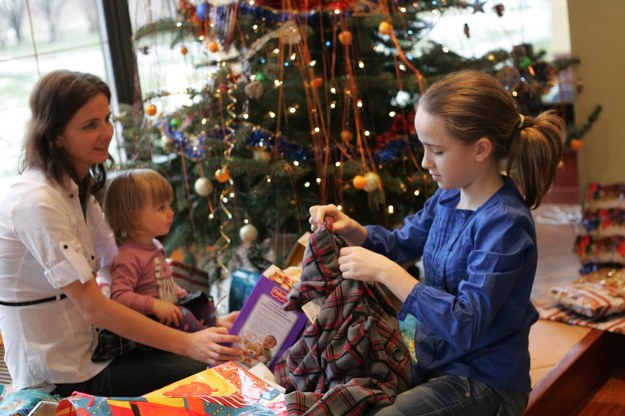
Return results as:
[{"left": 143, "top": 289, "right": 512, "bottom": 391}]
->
[{"left": 274, "top": 221, "right": 412, "bottom": 415}]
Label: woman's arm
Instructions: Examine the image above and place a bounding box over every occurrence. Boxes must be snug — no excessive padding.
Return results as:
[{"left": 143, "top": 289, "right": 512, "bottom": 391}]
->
[{"left": 64, "top": 278, "right": 244, "bottom": 365}]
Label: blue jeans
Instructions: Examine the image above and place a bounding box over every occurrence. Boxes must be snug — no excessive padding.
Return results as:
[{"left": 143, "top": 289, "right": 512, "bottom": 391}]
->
[
  {"left": 367, "top": 374, "right": 529, "bottom": 416},
  {"left": 51, "top": 348, "right": 207, "bottom": 397}
]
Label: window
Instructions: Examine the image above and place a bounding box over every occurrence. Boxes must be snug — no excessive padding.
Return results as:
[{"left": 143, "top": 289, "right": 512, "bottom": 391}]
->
[{"left": 0, "top": 0, "right": 117, "bottom": 178}]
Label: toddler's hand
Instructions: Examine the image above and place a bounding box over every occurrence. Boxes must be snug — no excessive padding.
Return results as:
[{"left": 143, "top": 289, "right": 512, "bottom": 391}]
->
[{"left": 153, "top": 299, "right": 183, "bottom": 326}]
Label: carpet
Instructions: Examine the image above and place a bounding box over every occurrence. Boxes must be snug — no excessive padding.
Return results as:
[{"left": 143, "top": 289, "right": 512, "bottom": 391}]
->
[{"left": 0, "top": 343, "right": 12, "bottom": 385}]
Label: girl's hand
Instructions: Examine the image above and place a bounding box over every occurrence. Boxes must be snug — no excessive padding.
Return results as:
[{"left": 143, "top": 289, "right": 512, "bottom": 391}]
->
[
  {"left": 216, "top": 311, "right": 239, "bottom": 330},
  {"left": 337, "top": 246, "right": 397, "bottom": 283},
  {"left": 188, "top": 327, "right": 244, "bottom": 366},
  {"left": 153, "top": 299, "right": 183, "bottom": 326},
  {"left": 338, "top": 246, "right": 419, "bottom": 303},
  {"left": 309, "top": 204, "right": 349, "bottom": 232},
  {"left": 309, "top": 204, "right": 368, "bottom": 246}
]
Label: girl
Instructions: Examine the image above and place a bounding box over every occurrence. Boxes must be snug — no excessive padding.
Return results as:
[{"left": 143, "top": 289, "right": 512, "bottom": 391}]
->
[
  {"left": 104, "top": 168, "right": 217, "bottom": 333},
  {"left": 310, "top": 70, "right": 565, "bottom": 415},
  {"left": 0, "top": 70, "right": 242, "bottom": 397}
]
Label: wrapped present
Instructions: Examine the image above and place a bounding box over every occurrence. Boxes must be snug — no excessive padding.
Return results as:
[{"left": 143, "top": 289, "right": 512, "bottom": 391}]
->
[
  {"left": 0, "top": 388, "right": 59, "bottom": 416},
  {"left": 548, "top": 267, "right": 625, "bottom": 319},
  {"left": 55, "top": 361, "right": 286, "bottom": 415}
]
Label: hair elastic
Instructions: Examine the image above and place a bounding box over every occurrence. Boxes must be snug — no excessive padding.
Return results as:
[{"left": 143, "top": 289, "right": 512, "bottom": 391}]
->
[{"left": 517, "top": 114, "right": 525, "bottom": 130}]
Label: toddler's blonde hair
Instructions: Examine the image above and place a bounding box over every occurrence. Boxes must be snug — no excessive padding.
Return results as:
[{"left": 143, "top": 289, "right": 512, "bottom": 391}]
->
[{"left": 103, "top": 168, "right": 174, "bottom": 244}]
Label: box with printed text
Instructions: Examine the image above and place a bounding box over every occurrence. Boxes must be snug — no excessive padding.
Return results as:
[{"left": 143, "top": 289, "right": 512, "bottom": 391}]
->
[{"left": 229, "top": 265, "right": 306, "bottom": 371}]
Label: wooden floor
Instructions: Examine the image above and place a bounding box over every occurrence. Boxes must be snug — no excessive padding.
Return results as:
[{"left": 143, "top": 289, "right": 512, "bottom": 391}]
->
[{"left": 528, "top": 203, "right": 588, "bottom": 387}]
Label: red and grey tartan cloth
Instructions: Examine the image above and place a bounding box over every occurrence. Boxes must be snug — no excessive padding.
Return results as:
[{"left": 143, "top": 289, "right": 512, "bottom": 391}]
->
[{"left": 274, "top": 220, "right": 412, "bottom": 415}]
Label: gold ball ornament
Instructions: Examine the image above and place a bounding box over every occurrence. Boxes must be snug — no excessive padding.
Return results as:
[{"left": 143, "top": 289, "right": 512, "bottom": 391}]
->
[
  {"left": 353, "top": 175, "right": 367, "bottom": 190},
  {"left": 208, "top": 41, "right": 220, "bottom": 53},
  {"left": 244, "top": 81, "right": 264, "bottom": 99},
  {"left": 193, "top": 177, "right": 213, "bottom": 197},
  {"left": 145, "top": 104, "right": 157, "bottom": 116},
  {"left": 215, "top": 167, "right": 230, "bottom": 183},
  {"left": 338, "top": 30, "right": 353, "bottom": 45},
  {"left": 239, "top": 224, "right": 258, "bottom": 243},
  {"left": 180, "top": 46, "right": 188, "bottom": 55},
  {"left": 340, "top": 130, "right": 353, "bottom": 143},
  {"left": 253, "top": 149, "right": 271, "bottom": 163},
  {"left": 363, "top": 172, "right": 381, "bottom": 192},
  {"left": 378, "top": 21, "right": 393, "bottom": 36}
]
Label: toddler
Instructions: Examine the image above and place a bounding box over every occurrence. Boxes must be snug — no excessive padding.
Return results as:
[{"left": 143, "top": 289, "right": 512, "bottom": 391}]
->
[{"left": 104, "top": 168, "right": 216, "bottom": 332}]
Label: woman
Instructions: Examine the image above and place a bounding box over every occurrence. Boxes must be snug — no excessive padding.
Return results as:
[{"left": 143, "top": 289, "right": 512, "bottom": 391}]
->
[{"left": 0, "top": 70, "right": 243, "bottom": 397}]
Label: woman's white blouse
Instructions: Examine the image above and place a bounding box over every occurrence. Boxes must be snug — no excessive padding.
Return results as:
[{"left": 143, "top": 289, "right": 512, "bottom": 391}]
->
[{"left": 0, "top": 170, "right": 118, "bottom": 390}]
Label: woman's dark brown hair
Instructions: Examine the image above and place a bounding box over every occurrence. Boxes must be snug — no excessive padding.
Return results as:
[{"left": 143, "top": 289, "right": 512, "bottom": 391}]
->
[
  {"left": 418, "top": 70, "right": 565, "bottom": 209},
  {"left": 20, "top": 70, "right": 112, "bottom": 194}
]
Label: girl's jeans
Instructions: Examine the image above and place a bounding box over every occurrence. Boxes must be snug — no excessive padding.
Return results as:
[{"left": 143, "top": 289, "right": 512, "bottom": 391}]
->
[{"left": 368, "top": 374, "right": 529, "bottom": 416}]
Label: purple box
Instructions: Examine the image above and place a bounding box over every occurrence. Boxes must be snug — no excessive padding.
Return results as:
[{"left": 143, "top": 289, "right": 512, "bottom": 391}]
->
[{"left": 229, "top": 266, "right": 307, "bottom": 371}]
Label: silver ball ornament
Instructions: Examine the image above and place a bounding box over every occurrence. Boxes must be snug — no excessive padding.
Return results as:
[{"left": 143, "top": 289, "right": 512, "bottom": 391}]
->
[
  {"left": 363, "top": 172, "right": 381, "bottom": 192},
  {"left": 194, "top": 177, "right": 213, "bottom": 197},
  {"left": 239, "top": 224, "right": 258, "bottom": 243}
]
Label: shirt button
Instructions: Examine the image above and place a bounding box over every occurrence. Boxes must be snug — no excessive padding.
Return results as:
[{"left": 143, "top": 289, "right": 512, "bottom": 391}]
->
[{"left": 392, "top": 346, "right": 405, "bottom": 362}]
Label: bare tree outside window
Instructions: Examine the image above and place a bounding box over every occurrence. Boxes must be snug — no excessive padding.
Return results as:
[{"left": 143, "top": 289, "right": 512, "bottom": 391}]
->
[
  {"left": 0, "top": 0, "right": 25, "bottom": 44},
  {"left": 32, "top": 0, "right": 66, "bottom": 42},
  {"left": 84, "top": 0, "right": 99, "bottom": 32}
]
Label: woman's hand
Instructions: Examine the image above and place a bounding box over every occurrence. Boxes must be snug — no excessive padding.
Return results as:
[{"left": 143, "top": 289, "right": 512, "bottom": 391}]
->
[
  {"left": 216, "top": 311, "right": 239, "bottom": 330},
  {"left": 152, "top": 299, "right": 183, "bottom": 326},
  {"left": 187, "top": 327, "right": 244, "bottom": 366}
]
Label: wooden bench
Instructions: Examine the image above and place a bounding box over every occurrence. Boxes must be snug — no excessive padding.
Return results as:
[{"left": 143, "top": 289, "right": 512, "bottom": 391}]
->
[{"left": 526, "top": 321, "right": 625, "bottom": 415}]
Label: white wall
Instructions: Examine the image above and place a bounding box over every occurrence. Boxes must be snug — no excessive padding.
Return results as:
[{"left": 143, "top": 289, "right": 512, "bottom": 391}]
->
[{"left": 568, "top": 1, "right": 625, "bottom": 199}]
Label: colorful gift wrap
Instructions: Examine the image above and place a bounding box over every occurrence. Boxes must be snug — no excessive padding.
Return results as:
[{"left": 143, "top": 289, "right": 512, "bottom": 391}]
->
[{"left": 55, "top": 361, "right": 286, "bottom": 415}]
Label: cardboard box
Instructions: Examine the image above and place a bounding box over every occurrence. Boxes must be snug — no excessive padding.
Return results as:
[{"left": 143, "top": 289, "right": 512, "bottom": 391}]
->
[
  {"left": 229, "top": 265, "right": 307, "bottom": 371},
  {"left": 283, "top": 232, "right": 310, "bottom": 268}
]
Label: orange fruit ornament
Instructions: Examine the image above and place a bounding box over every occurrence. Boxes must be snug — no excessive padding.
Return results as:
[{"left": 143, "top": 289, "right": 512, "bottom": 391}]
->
[
  {"left": 570, "top": 138, "right": 583, "bottom": 151},
  {"left": 208, "top": 41, "right": 220, "bottom": 53},
  {"left": 338, "top": 31, "right": 353, "bottom": 45},
  {"left": 215, "top": 167, "right": 230, "bottom": 183},
  {"left": 145, "top": 104, "right": 157, "bottom": 116},
  {"left": 310, "top": 77, "right": 323, "bottom": 88},
  {"left": 340, "top": 130, "right": 353, "bottom": 143},
  {"left": 353, "top": 175, "right": 366, "bottom": 190},
  {"left": 378, "top": 21, "right": 393, "bottom": 36}
]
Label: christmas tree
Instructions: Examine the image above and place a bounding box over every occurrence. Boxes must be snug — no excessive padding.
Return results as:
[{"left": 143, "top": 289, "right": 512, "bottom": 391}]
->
[{"left": 120, "top": 0, "right": 598, "bottom": 273}]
